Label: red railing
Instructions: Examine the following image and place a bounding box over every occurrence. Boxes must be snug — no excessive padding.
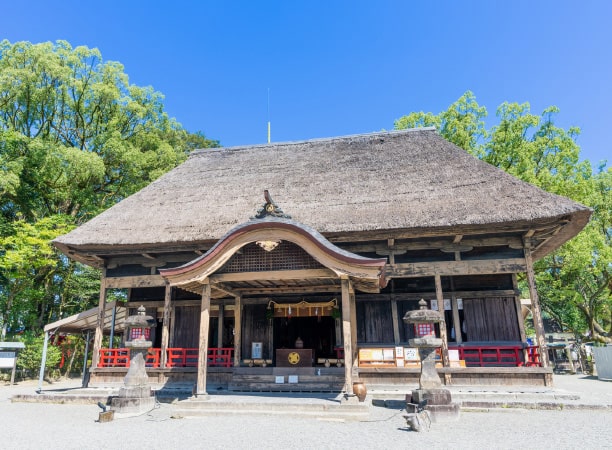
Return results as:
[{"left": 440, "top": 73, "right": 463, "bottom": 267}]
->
[
  {"left": 146, "top": 348, "right": 161, "bottom": 367},
  {"left": 207, "top": 347, "right": 234, "bottom": 367},
  {"left": 166, "top": 348, "right": 199, "bottom": 367},
  {"left": 98, "top": 347, "right": 235, "bottom": 368},
  {"left": 524, "top": 345, "right": 542, "bottom": 367},
  {"left": 98, "top": 348, "right": 130, "bottom": 368},
  {"left": 452, "top": 345, "right": 522, "bottom": 367}
]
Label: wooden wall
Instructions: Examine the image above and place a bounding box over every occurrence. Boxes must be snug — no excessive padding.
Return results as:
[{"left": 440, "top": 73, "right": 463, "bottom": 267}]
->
[
  {"left": 172, "top": 305, "right": 200, "bottom": 348},
  {"left": 356, "top": 301, "right": 394, "bottom": 344},
  {"left": 462, "top": 297, "right": 520, "bottom": 341},
  {"left": 241, "top": 304, "right": 271, "bottom": 359}
]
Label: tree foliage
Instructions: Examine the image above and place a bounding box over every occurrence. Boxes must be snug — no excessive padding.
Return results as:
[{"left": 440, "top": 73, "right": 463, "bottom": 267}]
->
[
  {"left": 0, "top": 40, "right": 218, "bottom": 337},
  {"left": 395, "top": 92, "right": 611, "bottom": 342}
]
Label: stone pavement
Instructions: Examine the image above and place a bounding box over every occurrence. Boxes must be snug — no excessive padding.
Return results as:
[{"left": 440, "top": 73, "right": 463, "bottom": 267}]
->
[
  {"left": 5, "top": 372, "right": 612, "bottom": 416},
  {"left": 2, "top": 374, "right": 611, "bottom": 450}
]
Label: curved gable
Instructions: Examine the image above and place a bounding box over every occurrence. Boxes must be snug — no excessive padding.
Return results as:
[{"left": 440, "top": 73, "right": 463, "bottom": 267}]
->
[{"left": 159, "top": 218, "right": 387, "bottom": 295}]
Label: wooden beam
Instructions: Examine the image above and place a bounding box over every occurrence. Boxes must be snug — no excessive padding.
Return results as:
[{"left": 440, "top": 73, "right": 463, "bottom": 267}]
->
[
  {"left": 211, "top": 282, "right": 240, "bottom": 298},
  {"left": 232, "top": 285, "right": 342, "bottom": 295},
  {"left": 388, "top": 258, "right": 526, "bottom": 278},
  {"left": 196, "top": 281, "right": 211, "bottom": 397},
  {"left": 104, "top": 275, "right": 166, "bottom": 289},
  {"left": 209, "top": 268, "right": 337, "bottom": 283}
]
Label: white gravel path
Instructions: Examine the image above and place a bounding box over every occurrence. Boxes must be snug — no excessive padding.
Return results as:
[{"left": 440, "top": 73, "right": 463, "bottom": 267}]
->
[{"left": 2, "top": 389, "right": 611, "bottom": 449}]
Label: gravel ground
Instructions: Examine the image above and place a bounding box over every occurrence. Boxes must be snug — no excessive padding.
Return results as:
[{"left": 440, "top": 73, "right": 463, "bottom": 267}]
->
[{"left": 2, "top": 388, "right": 611, "bottom": 449}]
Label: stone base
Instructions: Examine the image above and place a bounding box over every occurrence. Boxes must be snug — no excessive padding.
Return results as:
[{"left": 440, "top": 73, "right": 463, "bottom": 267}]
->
[
  {"left": 410, "top": 388, "right": 452, "bottom": 405},
  {"left": 408, "top": 388, "right": 460, "bottom": 423},
  {"left": 422, "top": 403, "right": 460, "bottom": 423},
  {"left": 111, "top": 394, "right": 155, "bottom": 417},
  {"left": 117, "top": 385, "right": 151, "bottom": 399}
]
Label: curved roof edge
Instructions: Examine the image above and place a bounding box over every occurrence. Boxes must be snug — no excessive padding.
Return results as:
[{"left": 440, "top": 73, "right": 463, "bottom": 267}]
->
[{"left": 159, "top": 217, "right": 388, "bottom": 288}]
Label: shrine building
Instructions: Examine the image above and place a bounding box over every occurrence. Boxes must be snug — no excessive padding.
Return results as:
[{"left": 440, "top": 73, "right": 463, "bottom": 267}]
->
[{"left": 51, "top": 128, "right": 591, "bottom": 394}]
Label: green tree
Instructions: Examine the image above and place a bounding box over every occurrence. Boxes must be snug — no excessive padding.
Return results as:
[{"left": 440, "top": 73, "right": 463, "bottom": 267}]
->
[
  {"left": 395, "top": 93, "right": 611, "bottom": 342},
  {"left": 0, "top": 40, "right": 218, "bottom": 336}
]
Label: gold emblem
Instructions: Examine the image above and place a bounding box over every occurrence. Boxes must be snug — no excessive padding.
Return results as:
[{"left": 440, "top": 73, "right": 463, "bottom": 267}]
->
[
  {"left": 265, "top": 203, "right": 275, "bottom": 212},
  {"left": 288, "top": 352, "right": 300, "bottom": 365}
]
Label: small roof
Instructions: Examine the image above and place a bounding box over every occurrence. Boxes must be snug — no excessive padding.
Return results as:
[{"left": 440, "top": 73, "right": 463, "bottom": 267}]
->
[
  {"left": 54, "top": 128, "right": 591, "bottom": 263},
  {"left": 159, "top": 216, "right": 388, "bottom": 295},
  {"left": 43, "top": 301, "right": 127, "bottom": 334}
]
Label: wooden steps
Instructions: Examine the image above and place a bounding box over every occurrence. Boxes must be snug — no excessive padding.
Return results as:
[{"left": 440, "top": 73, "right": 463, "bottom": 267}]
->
[{"left": 228, "top": 367, "right": 345, "bottom": 392}]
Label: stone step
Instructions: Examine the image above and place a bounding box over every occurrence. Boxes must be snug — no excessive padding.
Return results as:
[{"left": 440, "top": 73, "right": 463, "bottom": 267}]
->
[{"left": 172, "top": 395, "right": 369, "bottom": 420}]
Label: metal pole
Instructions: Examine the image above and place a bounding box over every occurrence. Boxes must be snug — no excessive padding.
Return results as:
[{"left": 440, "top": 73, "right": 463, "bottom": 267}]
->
[
  {"left": 36, "top": 331, "right": 49, "bottom": 394},
  {"left": 81, "top": 330, "right": 91, "bottom": 387},
  {"left": 109, "top": 303, "right": 117, "bottom": 349}
]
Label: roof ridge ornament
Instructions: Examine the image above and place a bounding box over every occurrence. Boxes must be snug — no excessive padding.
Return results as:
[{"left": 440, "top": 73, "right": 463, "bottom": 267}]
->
[{"left": 252, "top": 190, "right": 292, "bottom": 219}]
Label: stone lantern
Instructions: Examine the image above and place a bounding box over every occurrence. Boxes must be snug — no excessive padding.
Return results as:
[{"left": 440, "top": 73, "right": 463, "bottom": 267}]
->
[
  {"left": 403, "top": 299, "right": 459, "bottom": 428},
  {"left": 124, "top": 305, "right": 157, "bottom": 365},
  {"left": 110, "top": 305, "right": 157, "bottom": 417}
]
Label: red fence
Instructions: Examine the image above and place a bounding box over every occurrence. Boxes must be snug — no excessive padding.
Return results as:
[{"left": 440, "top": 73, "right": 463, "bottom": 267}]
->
[
  {"left": 98, "top": 347, "right": 235, "bottom": 368},
  {"left": 450, "top": 344, "right": 542, "bottom": 367}
]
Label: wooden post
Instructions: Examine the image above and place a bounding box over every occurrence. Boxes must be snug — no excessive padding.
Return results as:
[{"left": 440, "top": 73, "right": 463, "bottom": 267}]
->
[
  {"left": 391, "top": 298, "right": 400, "bottom": 344},
  {"left": 449, "top": 277, "right": 462, "bottom": 345},
  {"left": 169, "top": 306, "right": 176, "bottom": 347},
  {"left": 434, "top": 274, "right": 451, "bottom": 384},
  {"left": 196, "top": 281, "right": 211, "bottom": 396},
  {"left": 91, "top": 268, "right": 107, "bottom": 369},
  {"left": 217, "top": 302, "right": 225, "bottom": 348},
  {"left": 233, "top": 295, "right": 242, "bottom": 367},
  {"left": 451, "top": 295, "right": 462, "bottom": 344},
  {"left": 349, "top": 289, "right": 357, "bottom": 359},
  {"left": 512, "top": 274, "right": 529, "bottom": 363},
  {"left": 523, "top": 245, "right": 550, "bottom": 367},
  {"left": 160, "top": 283, "right": 172, "bottom": 368},
  {"left": 341, "top": 277, "right": 354, "bottom": 393}
]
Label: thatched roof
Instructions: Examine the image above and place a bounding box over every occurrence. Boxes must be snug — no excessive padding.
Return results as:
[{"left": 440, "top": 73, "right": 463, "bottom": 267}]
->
[{"left": 54, "top": 128, "right": 590, "bottom": 261}]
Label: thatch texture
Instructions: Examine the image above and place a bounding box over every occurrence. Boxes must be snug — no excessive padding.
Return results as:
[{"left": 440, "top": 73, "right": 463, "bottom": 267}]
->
[{"left": 54, "top": 129, "right": 590, "bottom": 256}]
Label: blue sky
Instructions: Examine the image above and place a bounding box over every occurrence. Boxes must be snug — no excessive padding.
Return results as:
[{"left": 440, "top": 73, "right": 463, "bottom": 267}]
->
[{"left": 2, "top": 1, "right": 610, "bottom": 166}]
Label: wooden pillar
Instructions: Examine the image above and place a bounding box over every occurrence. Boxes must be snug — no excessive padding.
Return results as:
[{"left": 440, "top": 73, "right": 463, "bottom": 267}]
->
[
  {"left": 434, "top": 274, "right": 451, "bottom": 384},
  {"left": 169, "top": 306, "right": 176, "bottom": 347},
  {"left": 391, "top": 298, "right": 400, "bottom": 344},
  {"left": 217, "top": 302, "right": 225, "bottom": 348},
  {"left": 451, "top": 295, "right": 462, "bottom": 345},
  {"left": 340, "top": 277, "right": 354, "bottom": 392},
  {"left": 233, "top": 295, "right": 242, "bottom": 367},
  {"left": 160, "top": 283, "right": 172, "bottom": 368},
  {"left": 449, "top": 277, "right": 462, "bottom": 345},
  {"left": 523, "top": 245, "right": 550, "bottom": 367},
  {"left": 196, "top": 281, "right": 211, "bottom": 396},
  {"left": 512, "top": 274, "right": 529, "bottom": 362},
  {"left": 349, "top": 290, "right": 357, "bottom": 358},
  {"left": 91, "top": 268, "right": 107, "bottom": 369}
]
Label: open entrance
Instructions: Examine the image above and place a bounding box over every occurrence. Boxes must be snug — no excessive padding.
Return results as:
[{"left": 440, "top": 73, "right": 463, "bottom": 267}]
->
[{"left": 273, "top": 316, "right": 338, "bottom": 362}]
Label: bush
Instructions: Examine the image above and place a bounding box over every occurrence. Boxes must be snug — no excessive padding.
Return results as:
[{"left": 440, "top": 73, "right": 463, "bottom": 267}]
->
[{"left": 16, "top": 333, "right": 62, "bottom": 377}]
